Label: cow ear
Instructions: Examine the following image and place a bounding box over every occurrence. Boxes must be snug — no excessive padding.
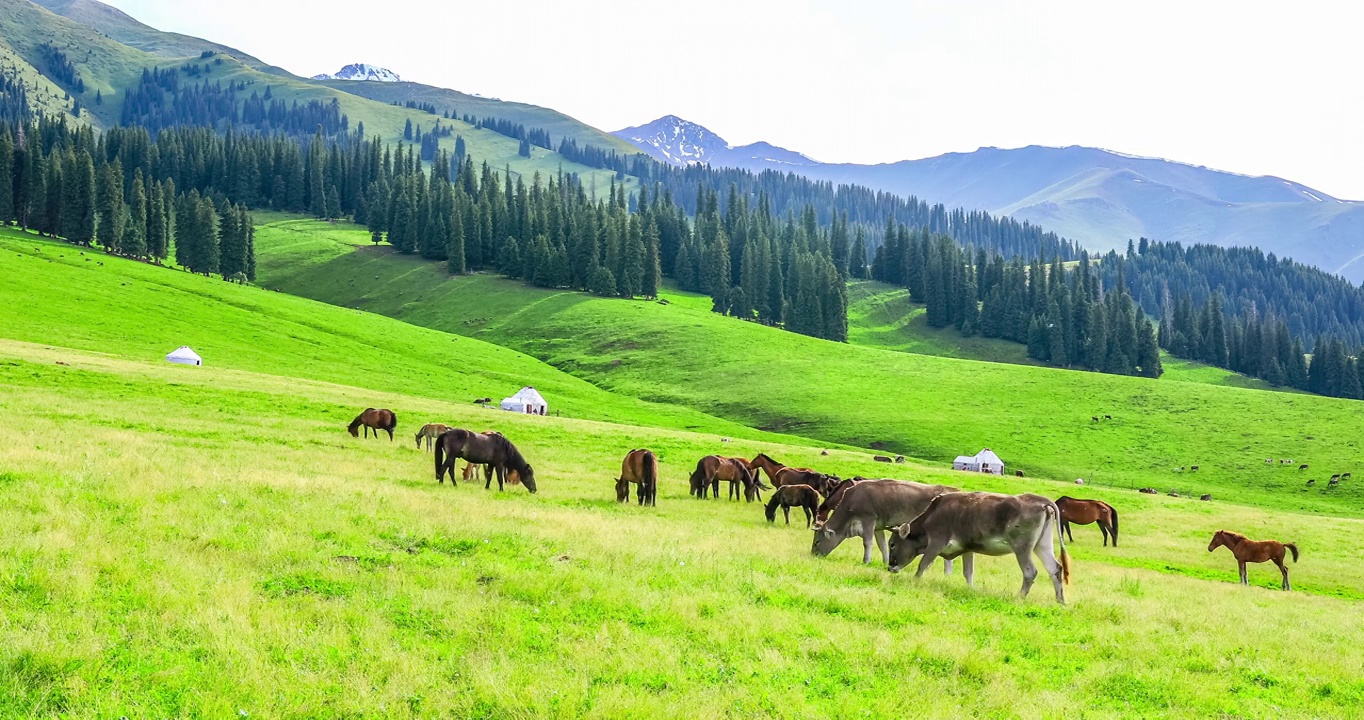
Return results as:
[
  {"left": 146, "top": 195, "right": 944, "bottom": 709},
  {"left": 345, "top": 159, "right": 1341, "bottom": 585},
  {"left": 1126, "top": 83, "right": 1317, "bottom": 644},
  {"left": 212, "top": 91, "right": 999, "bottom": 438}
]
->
[{"left": 895, "top": 523, "right": 911, "bottom": 538}]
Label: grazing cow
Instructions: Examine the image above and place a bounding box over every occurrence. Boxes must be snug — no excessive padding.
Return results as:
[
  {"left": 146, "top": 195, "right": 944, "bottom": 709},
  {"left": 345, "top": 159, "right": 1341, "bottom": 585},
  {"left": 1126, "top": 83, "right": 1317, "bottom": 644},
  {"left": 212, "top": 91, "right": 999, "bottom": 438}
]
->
[
  {"left": 1208, "top": 530, "right": 1298, "bottom": 591},
  {"left": 1190, "top": 466, "right": 1200, "bottom": 471},
  {"left": 820, "top": 450, "right": 830, "bottom": 456},
  {"left": 1265, "top": 458, "right": 1273, "bottom": 464},
  {"left": 1138, "top": 487, "right": 1158, "bottom": 494},
  {"left": 1055, "top": 496, "right": 1118, "bottom": 546},
  {"left": 873, "top": 455, "right": 893, "bottom": 463},
  {"left": 1299, "top": 464, "right": 1309, "bottom": 471},
  {"left": 1200, "top": 494, "right": 1212, "bottom": 501},
  {"left": 1015, "top": 470, "right": 1025, "bottom": 478},
  {"left": 1091, "top": 416, "right": 1100, "bottom": 423},
  {"left": 1104, "top": 415, "right": 1112, "bottom": 420},
  {"left": 887, "top": 492, "right": 1071, "bottom": 604},
  {"left": 1306, "top": 479, "right": 1316, "bottom": 486},
  {"left": 894, "top": 455, "right": 906, "bottom": 464},
  {"left": 1344, "top": 473, "right": 1353, "bottom": 479},
  {"left": 1168, "top": 492, "right": 1181, "bottom": 498},
  {"left": 765, "top": 485, "right": 822, "bottom": 527},
  {"left": 1074, "top": 478, "right": 1085, "bottom": 485},
  {"left": 1330, "top": 474, "right": 1341, "bottom": 482},
  {"left": 1329, "top": 478, "right": 1341, "bottom": 487},
  {"left": 812, "top": 480, "right": 957, "bottom": 565}
]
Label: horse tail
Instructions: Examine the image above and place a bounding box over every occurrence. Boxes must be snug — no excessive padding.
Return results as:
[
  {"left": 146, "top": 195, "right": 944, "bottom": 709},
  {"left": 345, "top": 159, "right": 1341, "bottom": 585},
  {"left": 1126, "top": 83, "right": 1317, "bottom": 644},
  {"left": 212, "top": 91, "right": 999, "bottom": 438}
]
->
[
  {"left": 388, "top": 411, "right": 398, "bottom": 431},
  {"left": 1051, "top": 503, "right": 1071, "bottom": 585},
  {"left": 1285, "top": 543, "right": 1299, "bottom": 563},
  {"left": 643, "top": 451, "right": 658, "bottom": 494},
  {"left": 1108, "top": 503, "right": 1119, "bottom": 547}
]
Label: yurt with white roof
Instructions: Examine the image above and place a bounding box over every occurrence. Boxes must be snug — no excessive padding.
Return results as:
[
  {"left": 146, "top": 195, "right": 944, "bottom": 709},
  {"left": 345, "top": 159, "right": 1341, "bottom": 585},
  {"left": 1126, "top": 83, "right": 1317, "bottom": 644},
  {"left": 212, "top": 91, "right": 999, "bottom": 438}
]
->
[
  {"left": 500, "top": 386, "right": 548, "bottom": 415},
  {"left": 165, "top": 346, "right": 202, "bottom": 366}
]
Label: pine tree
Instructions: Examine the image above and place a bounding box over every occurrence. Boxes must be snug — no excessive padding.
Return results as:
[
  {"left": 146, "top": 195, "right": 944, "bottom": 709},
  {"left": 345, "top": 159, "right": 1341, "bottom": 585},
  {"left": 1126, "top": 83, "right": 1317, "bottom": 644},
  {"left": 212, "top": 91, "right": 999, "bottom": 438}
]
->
[
  {"left": 70, "top": 151, "right": 96, "bottom": 246},
  {"left": 849, "top": 227, "right": 868, "bottom": 279},
  {"left": 0, "top": 129, "right": 13, "bottom": 224},
  {"left": 146, "top": 182, "right": 167, "bottom": 262},
  {"left": 498, "top": 236, "right": 522, "bottom": 277},
  {"left": 642, "top": 220, "right": 661, "bottom": 299},
  {"left": 620, "top": 221, "right": 645, "bottom": 298},
  {"left": 1136, "top": 318, "right": 1163, "bottom": 378},
  {"left": 96, "top": 159, "right": 124, "bottom": 251},
  {"left": 446, "top": 208, "right": 466, "bottom": 274},
  {"left": 122, "top": 172, "right": 148, "bottom": 257}
]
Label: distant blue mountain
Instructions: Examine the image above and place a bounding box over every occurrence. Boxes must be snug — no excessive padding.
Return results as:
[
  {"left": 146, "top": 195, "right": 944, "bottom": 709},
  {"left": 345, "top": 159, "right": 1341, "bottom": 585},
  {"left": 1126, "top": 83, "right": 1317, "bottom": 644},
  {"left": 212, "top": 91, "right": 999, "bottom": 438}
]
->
[{"left": 615, "top": 118, "right": 1364, "bottom": 283}]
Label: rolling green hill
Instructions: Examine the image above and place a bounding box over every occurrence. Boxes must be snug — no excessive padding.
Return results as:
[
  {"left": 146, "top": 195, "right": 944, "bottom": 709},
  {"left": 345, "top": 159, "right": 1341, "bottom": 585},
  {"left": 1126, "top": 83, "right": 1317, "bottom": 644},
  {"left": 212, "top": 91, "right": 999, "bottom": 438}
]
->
[
  {"left": 254, "top": 214, "right": 1364, "bottom": 517},
  {"left": 5, "top": 221, "right": 1364, "bottom": 717}
]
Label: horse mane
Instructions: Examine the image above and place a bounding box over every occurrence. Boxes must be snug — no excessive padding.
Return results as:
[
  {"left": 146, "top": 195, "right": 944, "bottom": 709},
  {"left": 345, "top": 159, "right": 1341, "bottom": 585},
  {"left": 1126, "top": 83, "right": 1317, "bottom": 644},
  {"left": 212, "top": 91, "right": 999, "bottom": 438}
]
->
[
  {"left": 495, "top": 433, "right": 531, "bottom": 474},
  {"left": 1215, "top": 529, "right": 1247, "bottom": 542}
]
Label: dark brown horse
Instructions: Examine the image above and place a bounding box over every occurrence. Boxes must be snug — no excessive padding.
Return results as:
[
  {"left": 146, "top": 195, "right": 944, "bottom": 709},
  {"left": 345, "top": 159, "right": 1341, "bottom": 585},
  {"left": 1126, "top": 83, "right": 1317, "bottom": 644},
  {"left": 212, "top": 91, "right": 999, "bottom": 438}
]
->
[
  {"left": 617, "top": 449, "right": 659, "bottom": 506},
  {"left": 1208, "top": 530, "right": 1298, "bottom": 590},
  {"left": 434, "top": 428, "right": 537, "bottom": 493},
  {"left": 747, "top": 453, "right": 834, "bottom": 495},
  {"left": 349, "top": 408, "right": 397, "bottom": 440},
  {"left": 1055, "top": 496, "right": 1120, "bottom": 547},
  {"left": 689, "top": 456, "right": 760, "bottom": 501},
  {"left": 814, "top": 477, "right": 866, "bottom": 527},
  {"left": 765, "top": 484, "right": 822, "bottom": 527}
]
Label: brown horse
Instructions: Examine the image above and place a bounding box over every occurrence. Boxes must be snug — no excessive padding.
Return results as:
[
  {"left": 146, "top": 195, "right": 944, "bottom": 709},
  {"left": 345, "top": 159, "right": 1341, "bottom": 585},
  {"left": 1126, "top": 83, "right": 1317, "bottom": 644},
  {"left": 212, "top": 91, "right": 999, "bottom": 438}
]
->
[
  {"left": 765, "top": 484, "right": 822, "bottom": 527},
  {"left": 414, "top": 423, "right": 450, "bottom": 451},
  {"left": 814, "top": 477, "right": 866, "bottom": 527},
  {"left": 748, "top": 453, "right": 834, "bottom": 495},
  {"left": 434, "top": 428, "right": 537, "bottom": 493},
  {"left": 617, "top": 449, "right": 660, "bottom": 506},
  {"left": 349, "top": 408, "right": 397, "bottom": 440},
  {"left": 1055, "top": 496, "right": 1120, "bottom": 547},
  {"left": 1208, "top": 530, "right": 1298, "bottom": 590},
  {"left": 689, "top": 455, "right": 760, "bottom": 501}
]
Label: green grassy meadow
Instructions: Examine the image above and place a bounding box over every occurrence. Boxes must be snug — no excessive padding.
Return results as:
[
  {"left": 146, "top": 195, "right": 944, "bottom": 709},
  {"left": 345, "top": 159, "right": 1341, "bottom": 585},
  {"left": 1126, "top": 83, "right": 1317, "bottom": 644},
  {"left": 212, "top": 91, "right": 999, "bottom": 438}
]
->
[
  {"left": 5, "top": 225, "right": 1364, "bottom": 716},
  {"left": 254, "top": 216, "right": 1364, "bottom": 518}
]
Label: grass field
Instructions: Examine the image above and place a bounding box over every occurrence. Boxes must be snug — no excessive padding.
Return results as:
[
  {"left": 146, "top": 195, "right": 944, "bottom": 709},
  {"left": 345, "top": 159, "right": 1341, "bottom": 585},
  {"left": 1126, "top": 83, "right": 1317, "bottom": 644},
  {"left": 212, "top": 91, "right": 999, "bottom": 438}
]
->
[
  {"left": 5, "top": 226, "right": 1364, "bottom": 717},
  {"left": 254, "top": 216, "right": 1364, "bottom": 518}
]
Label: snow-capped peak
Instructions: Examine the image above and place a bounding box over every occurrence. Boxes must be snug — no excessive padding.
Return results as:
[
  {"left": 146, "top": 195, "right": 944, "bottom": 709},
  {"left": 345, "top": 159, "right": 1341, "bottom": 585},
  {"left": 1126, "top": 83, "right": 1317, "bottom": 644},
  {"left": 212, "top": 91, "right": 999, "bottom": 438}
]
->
[
  {"left": 612, "top": 115, "right": 732, "bottom": 167},
  {"left": 311, "top": 63, "right": 403, "bottom": 83}
]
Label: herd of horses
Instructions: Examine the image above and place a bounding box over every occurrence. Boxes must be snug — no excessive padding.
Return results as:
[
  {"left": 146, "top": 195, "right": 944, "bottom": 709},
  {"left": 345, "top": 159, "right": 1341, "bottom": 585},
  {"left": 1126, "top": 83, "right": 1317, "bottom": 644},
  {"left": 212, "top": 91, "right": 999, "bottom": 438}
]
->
[{"left": 347, "top": 407, "right": 1303, "bottom": 601}]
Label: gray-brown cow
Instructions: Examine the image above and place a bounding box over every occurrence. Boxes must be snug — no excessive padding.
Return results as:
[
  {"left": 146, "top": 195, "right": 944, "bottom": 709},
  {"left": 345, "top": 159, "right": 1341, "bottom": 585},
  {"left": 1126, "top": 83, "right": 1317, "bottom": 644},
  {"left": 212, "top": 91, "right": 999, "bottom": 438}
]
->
[
  {"left": 887, "top": 491, "right": 1071, "bottom": 604},
  {"left": 811, "top": 480, "right": 957, "bottom": 565}
]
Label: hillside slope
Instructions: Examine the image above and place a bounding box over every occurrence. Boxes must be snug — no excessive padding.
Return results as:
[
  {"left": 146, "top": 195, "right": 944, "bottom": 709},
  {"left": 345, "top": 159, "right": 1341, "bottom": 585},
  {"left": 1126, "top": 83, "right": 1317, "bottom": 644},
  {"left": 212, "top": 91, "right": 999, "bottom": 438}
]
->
[
  {"left": 6, "top": 228, "right": 1364, "bottom": 715},
  {"left": 255, "top": 216, "right": 1364, "bottom": 517}
]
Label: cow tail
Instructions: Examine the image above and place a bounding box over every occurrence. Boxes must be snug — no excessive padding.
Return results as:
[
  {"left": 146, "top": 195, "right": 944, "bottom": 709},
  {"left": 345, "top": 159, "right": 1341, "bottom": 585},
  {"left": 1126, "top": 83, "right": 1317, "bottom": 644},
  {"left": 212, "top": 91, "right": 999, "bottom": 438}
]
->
[{"left": 1052, "top": 503, "right": 1070, "bottom": 584}]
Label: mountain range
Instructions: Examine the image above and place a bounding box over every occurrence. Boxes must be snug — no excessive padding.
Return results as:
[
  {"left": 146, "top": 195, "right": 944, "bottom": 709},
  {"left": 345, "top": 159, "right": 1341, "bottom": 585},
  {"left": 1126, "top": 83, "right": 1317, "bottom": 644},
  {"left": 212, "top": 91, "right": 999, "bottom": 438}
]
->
[
  {"left": 310, "top": 63, "right": 402, "bottom": 83},
  {"left": 614, "top": 117, "right": 1364, "bottom": 283}
]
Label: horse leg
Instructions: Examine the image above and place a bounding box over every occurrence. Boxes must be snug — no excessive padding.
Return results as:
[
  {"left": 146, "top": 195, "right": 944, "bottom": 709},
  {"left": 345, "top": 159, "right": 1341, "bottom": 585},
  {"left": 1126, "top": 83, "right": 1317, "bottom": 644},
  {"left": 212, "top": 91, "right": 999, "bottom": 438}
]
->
[
  {"left": 1239, "top": 560, "right": 1248, "bottom": 585},
  {"left": 484, "top": 465, "right": 494, "bottom": 490},
  {"left": 1277, "top": 559, "right": 1291, "bottom": 591},
  {"left": 496, "top": 465, "right": 505, "bottom": 491},
  {"left": 802, "top": 506, "right": 813, "bottom": 528},
  {"left": 1100, "top": 523, "right": 1109, "bottom": 547},
  {"left": 1063, "top": 519, "right": 1073, "bottom": 543},
  {"left": 387, "top": 428, "right": 394, "bottom": 441}
]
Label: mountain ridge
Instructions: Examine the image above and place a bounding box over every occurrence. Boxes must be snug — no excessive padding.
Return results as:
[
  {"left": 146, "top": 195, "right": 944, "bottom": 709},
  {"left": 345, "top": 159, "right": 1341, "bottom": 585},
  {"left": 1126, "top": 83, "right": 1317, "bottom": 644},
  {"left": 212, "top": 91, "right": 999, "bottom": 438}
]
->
[{"left": 310, "top": 63, "right": 402, "bottom": 83}]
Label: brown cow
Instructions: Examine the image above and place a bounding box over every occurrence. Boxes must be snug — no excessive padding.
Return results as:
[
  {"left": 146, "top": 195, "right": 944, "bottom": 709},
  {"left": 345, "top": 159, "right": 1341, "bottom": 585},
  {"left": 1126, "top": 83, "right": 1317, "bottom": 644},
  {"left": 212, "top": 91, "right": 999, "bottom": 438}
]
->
[
  {"left": 765, "top": 485, "right": 822, "bottom": 527},
  {"left": 888, "top": 492, "right": 1071, "bottom": 604},
  {"left": 812, "top": 480, "right": 957, "bottom": 565}
]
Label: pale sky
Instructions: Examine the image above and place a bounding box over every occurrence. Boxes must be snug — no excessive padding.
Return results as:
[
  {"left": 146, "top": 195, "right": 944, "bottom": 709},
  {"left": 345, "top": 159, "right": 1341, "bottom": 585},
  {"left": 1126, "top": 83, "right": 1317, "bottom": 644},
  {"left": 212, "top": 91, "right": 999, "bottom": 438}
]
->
[{"left": 106, "top": 0, "right": 1364, "bottom": 199}]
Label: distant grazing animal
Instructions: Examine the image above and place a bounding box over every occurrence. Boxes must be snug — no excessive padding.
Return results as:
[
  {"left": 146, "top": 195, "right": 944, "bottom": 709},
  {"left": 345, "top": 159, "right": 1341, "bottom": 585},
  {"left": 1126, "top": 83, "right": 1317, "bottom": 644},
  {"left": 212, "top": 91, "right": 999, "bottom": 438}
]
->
[
  {"left": 873, "top": 455, "right": 893, "bottom": 463},
  {"left": 1055, "top": 496, "right": 1119, "bottom": 546},
  {"left": 472, "top": 397, "right": 492, "bottom": 404},
  {"left": 1200, "top": 494, "right": 1212, "bottom": 501},
  {"left": 1306, "top": 478, "right": 1316, "bottom": 486},
  {"left": 1015, "top": 470, "right": 1025, "bottom": 478},
  {"left": 748, "top": 453, "right": 834, "bottom": 495},
  {"left": 434, "top": 428, "right": 537, "bottom": 493},
  {"left": 1330, "top": 474, "right": 1341, "bottom": 482},
  {"left": 812, "top": 480, "right": 957, "bottom": 565},
  {"left": 1208, "top": 530, "right": 1298, "bottom": 590},
  {"left": 462, "top": 463, "right": 480, "bottom": 482},
  {"left": 1168, "top": 492, "right": 1181, "bottom": 498},
  {"left": 1138, "top": 487, "right": 1158, "bottom": 494},
  {"left": 1190, "top": 466, "right": 1200, "bottom": 471},
  {"left": 765, "top": 485, "right": 822, "bottom": 527},
  {"left": 348, "top": 408, "right": 397, "bottom": 440},
  {"left": 1074, "top": 478, "right": 1085, "bottom": 485},
  {"left": 1104, "top": 415, "right": 1112, "bottom": 420},
  {"left": 689, "top": 455, "right": 761, "bottom": 501},
  {"left": 894, "top": 455, "right": 906, "bottom": 464},
  {"left": 1299, "top": 464, "right": 1309, "bottom": 471},
  {"left": 617, "top": 449, "right": 659, "bottom": 506},
  {"left": 1329, "top": 478, "right": 1341, "bottom": 487},
  {"left": 1091, "top": 417, "right": 1099, "bottom": 423},
  {"left": 888, "top": 492, "right": 1071, "bottom": 604},
  {"left": 1265, "top": 458, "right": 1273, "bottom": 464},
  {"left": 1344, "top": 473, "right": 1353, "bottom": 479},
  {"left": 414, "top": 423, "right": 451, "bottom": 451},
  {"left": 814, "top": 477, "right": 866, "bottom": 527},
  {"left": 820, "top": 450, "right": 830, "bottom": 456}
]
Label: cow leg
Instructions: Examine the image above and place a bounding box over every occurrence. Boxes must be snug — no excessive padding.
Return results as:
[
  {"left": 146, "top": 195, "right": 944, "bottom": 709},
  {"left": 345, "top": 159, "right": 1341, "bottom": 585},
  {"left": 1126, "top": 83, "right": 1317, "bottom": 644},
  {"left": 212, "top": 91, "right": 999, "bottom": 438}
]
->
[
  {"left": 961, "top": 553, "right": 974, "bottom": 586},
  {"left": 1014, "top": 548, "right": 1039, "bottom": 599},
  {"left": 874, "top": 528, "right": 889, "bottom": 566},
  {"left": 914, "top": 541, "right": 947, "bottom": 578},
  {"left": 1034, "top": 537, "right": 1065, "bottom": 604},
  {"left": 861, "top": 527, "right": 878, "bottom": 564},
  {"left": 943, "top": 557, "right": 954, "bottom": 576}
]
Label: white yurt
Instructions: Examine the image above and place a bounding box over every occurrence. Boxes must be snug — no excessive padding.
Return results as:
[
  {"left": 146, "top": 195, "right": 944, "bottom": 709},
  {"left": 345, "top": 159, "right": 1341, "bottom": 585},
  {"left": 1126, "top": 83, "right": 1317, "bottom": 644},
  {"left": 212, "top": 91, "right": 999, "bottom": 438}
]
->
[
  {"left": 165, "top": 346, "right": 203, "bottom": 366},
  {"left": 952, "top": 448, "right": 1005, "bottom": 475},
  {"left": 500, "top": 386, "right": 548, "bottom": 415}
]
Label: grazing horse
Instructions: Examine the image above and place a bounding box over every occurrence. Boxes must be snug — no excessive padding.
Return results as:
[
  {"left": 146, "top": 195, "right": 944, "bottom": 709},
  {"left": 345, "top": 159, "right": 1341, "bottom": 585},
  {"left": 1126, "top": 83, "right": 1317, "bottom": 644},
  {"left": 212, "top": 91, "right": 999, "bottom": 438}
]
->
[
  {"left": 689, "top": 456, "right": 759, "bottom": 501},
  {"left": 349, "top": 408, "right": 397, "bottom": 440},
  {"left": 617, "top": 449, "right": 659, "bottom": 506},
  {"left": 414, "top": 423, "right": 450, "bottom": 451},
  {"left": 814, "top": 477, "right": 865, "bottom": 527},
  {"left": 748, "top": 453, "right": 833, "bottom": 495},
  {"left": 765, "top": 485, "right": 822, "bottom": 527},
  {"left": 434, "top": 428, "right": 537, "bottom": 493},
  {"left": 1208, "top": 530, "right": 1298, "bottom": 591},
  {"left": 1055, "top": 496, "right": 1119, "bottom": 546}
]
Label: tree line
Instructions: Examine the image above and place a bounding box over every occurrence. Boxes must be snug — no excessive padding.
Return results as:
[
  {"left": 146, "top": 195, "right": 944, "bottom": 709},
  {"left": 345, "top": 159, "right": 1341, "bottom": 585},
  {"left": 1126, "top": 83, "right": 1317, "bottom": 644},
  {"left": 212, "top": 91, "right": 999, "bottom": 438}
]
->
[{"left": 1, "top": 117, "right": 254, "bottom": 280}]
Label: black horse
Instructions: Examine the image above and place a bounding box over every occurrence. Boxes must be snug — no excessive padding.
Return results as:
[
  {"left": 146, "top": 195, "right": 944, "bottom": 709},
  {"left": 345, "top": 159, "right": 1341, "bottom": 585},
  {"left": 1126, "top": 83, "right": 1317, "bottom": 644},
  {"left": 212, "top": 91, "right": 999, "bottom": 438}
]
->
[{"left": 434, "top": 428, "right": 537, "bottom": 493}]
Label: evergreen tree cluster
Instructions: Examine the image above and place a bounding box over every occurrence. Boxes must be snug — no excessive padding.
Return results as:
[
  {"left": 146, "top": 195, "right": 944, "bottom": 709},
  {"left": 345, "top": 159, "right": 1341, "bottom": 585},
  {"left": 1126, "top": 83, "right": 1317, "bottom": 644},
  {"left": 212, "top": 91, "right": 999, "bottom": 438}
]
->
[
  {"left": 121, "top": 68, "right": 348, "bottom": 137},
  {"left": 0, "top": 69, "right": 31, "bottom": 125},
  {"left": 460, "top": 115, "right": 552, "bottom": 149},
  {"left": 1, "top": 117, "right": 253, "bottom": 281},
  {"left": 873, "top": 223, "right": 1160, "bottom": 377},
  {"left": 38, "top": 43, "right": 85, "bottom": 93}
]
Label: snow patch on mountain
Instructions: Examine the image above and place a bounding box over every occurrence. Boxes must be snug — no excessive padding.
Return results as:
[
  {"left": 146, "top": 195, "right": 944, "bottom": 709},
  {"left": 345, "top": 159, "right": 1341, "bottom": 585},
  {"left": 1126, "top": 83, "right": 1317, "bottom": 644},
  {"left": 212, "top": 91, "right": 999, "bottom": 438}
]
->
[
  {"left": 612, "top": 115, "right": 815, "bottom": 168},
  {"left": 311, "top": 63, "right": 403, "bottom": 83}
]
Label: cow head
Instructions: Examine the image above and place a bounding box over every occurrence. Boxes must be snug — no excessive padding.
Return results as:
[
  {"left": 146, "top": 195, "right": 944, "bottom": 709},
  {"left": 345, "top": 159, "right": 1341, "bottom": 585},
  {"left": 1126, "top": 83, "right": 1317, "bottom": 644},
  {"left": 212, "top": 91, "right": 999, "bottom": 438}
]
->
[
  {"left": 810, "top": 525, "right": 843, "bottom": 557},
  {"left": 886, "top": 523, "right": 926, "bottom": 573}
]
